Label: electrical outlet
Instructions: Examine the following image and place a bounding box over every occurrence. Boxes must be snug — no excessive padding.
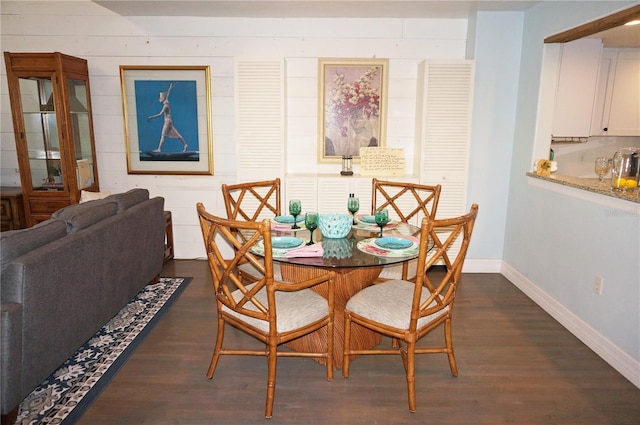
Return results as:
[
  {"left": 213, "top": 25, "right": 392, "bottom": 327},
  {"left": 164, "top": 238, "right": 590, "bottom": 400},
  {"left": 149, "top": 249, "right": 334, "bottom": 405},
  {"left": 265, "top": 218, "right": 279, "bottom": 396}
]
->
[{"left": 593, "top": 275, "right": 604, "bottom": 295}]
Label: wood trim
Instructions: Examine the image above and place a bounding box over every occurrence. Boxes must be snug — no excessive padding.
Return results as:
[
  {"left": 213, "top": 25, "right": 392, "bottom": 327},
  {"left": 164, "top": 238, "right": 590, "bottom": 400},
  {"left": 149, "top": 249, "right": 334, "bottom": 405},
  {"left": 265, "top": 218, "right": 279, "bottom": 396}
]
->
[{"left": 544, "top": 4, "right": 640, "bottom": 44}]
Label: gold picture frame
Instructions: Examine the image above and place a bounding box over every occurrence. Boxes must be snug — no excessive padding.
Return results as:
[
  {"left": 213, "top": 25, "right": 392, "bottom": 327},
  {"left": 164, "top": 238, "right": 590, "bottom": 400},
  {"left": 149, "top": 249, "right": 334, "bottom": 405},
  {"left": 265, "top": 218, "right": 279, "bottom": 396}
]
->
[
  {"left": 318, "top": 58, "right": 388, "bottom": 163},
  {"left": 120, "top": 65, "right": 213, "bottom": 175}
]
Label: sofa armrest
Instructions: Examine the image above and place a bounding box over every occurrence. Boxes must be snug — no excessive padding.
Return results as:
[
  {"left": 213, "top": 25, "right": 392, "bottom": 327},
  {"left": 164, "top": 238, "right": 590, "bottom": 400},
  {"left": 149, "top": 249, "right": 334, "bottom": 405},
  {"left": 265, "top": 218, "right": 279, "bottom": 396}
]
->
[{"left": 1, "top": 302, "right": 22, "bottom": 415}]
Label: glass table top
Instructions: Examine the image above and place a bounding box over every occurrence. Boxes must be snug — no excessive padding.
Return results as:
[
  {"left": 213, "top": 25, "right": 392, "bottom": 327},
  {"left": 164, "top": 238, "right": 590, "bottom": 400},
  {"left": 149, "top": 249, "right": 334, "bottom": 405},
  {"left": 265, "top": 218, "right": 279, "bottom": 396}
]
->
[{"left": 262, "top": 221, "right": 429, "bottom": 269}]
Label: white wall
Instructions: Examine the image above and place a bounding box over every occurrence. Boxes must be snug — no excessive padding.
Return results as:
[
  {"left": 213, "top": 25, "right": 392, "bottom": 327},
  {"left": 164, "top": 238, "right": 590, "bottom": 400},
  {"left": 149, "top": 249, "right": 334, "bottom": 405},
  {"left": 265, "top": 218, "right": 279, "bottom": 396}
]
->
[
  {"left": 504, "top": 0, "right": 640, "bottom": 387},
  {"left": 466, "top": 11, "right": 523, "bottom": 262},
  {"left": 0, "top": 1, "right": 468, "bottom": 260}
]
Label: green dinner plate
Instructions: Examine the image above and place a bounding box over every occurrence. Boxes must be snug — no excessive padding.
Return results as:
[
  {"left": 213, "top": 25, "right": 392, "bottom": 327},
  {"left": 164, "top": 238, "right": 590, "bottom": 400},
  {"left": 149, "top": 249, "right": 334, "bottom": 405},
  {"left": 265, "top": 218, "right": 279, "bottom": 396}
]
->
[
  {"left": 357, "top": 215, "right": 377, "bottom": 224},
  {"left": 271, "top": 236, "right": 304, "bottom": 250},
  {"left": 273, "top": 215, "right": 304, "bottom": 224},
  {"left": 374, "top": 237, "right": 413, "bottom": 250}
]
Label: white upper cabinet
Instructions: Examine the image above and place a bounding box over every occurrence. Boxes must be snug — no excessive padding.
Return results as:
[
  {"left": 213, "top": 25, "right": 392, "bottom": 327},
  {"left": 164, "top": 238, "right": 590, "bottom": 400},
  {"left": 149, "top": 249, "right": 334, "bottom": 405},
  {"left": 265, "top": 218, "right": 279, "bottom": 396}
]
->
[
  {"left": 592, "top": 48, "right": 640, "bottom": 136},
  {"left": 551, "top": 39, "right": 602, "bottom": 139}
]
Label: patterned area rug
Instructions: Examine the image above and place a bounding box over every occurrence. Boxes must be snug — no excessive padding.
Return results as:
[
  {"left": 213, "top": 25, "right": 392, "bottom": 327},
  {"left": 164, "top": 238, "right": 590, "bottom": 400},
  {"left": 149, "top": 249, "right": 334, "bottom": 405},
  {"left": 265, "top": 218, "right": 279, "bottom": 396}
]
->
[{"left": 13, "top": 277, "right": 191, "bottom": 425}]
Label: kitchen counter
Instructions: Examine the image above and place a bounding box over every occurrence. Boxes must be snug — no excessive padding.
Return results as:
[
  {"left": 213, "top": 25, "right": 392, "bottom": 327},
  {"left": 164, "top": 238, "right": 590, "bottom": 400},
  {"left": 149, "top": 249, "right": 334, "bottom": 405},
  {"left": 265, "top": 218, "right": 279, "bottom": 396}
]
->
[{"left": 526, "top": 172, "right": 640, "bottom": 204}]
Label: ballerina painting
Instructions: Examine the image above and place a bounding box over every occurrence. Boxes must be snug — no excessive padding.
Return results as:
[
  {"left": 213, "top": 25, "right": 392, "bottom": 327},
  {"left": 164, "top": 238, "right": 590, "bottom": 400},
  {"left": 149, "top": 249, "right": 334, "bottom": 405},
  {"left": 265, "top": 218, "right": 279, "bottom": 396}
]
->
[
  {"left": 134, "top": 79, "right": 199, "bottom": 161},
  {"left": 121, "top": 65, "right": 213, "bottom": 174},
  {"left": 147, "top": 82, "right": 189, "bottom": 153}
]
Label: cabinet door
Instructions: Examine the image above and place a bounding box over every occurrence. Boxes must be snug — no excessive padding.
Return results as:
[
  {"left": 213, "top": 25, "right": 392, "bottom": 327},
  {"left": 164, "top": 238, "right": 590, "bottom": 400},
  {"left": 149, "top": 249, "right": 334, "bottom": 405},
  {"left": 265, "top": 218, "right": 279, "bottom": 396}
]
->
[
  {"left": 416, "top": 60, "right": 474, "bottom": 219},
  {"left": 17, "top": 75, "right": 66, "bottom": 192},
  {"left": 551, "top": 39, "right": 602, "bottom": 138},
  {"left": 234, "top": 59, "right": 285, "bottom": 182},
  {"left": 66, "top": 77, "right": 97, "bottom": 189},
  {"left": 315, "top": 177, "right": 380, "bottom": 217},
  {"left": 606, "top": 50, "right": 640, "bottom": 136},
  {"left": 590, "top": 49, "right": 615, "bottom": 136}
]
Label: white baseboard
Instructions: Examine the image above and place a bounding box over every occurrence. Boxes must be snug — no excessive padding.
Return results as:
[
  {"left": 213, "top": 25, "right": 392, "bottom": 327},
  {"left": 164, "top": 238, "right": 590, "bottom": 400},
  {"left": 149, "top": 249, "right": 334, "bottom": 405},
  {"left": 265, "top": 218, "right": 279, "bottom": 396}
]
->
[{"left": 500, "top": 261, "right": 640, "bottom": 389}]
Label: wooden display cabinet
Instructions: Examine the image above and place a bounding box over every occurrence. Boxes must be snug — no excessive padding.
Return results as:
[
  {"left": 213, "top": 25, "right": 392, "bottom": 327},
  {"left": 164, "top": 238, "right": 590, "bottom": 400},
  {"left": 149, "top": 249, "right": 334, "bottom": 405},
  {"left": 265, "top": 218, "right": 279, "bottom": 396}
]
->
[{"left": 4, "top": 52, "right": 100, "bottom": 226}]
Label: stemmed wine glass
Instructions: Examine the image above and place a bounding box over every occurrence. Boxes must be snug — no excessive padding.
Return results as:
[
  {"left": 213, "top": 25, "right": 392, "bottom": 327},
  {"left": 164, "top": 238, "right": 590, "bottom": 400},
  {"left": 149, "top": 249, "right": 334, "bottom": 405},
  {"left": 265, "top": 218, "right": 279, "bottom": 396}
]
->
[
  {"left": 374, "top": 208, "right": 389, "bottom": 238},
  {"left": 304, "top": 212, "right": 318, "bottom": 245},
  {"left": 289, "top": 199, "right": 302, "bottom": 230},
  {"left": 594, "top": 157, "right": 612, "bottom": 184},
  {"left": 347, "top": 196, "right": 360, "bottom": 225}
]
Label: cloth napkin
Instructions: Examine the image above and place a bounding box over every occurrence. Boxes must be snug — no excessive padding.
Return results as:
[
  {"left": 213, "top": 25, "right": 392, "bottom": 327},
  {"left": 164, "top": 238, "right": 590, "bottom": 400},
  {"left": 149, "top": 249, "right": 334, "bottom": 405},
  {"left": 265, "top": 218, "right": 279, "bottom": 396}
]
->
[
  {"left": 284, "top": 243, "right": 324, "bottom": 258},
  {"left": 271, "top": 222, "right": 292, "bottom": 231}
]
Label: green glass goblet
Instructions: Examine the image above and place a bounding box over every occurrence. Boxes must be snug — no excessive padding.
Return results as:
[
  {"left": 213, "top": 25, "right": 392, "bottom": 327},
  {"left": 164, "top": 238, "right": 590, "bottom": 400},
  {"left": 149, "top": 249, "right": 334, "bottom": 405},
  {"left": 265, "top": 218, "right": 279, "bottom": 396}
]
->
[
  {"left": 374, "top": 208, "right": 389, "bottom": 238},
  {"left": 289, "top": 199, "right": 302, "bottom": 229},
  {"left": 347, "top": 196, "right": 360, "bottom": 225},
  {"left": 304, "top": 212, "right": 318, "bottom": 245}
]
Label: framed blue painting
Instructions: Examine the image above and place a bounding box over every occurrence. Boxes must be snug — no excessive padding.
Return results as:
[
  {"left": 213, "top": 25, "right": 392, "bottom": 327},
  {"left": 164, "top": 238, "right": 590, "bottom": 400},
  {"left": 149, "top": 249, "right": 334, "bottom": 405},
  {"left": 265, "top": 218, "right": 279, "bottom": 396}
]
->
[{"left": 120, "top": 66, "right": 213, "bottom": 174}]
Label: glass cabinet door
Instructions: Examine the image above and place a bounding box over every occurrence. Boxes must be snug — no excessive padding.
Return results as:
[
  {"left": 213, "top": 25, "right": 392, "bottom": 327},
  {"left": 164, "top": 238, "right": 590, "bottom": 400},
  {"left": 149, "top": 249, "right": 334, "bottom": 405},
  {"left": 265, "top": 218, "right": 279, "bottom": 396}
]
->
[
  {"left": 18, "top": 76, "right": 63, "bottom": 191},
  {"left": 67, "top": 78, "right": 95, "bottom": 189}
]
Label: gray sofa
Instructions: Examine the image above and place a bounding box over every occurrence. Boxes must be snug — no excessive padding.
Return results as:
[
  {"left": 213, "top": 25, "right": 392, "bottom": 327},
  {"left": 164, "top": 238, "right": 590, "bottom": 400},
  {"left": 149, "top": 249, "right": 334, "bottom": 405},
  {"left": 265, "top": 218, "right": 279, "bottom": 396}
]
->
[{"left": 0, "top": 188, "right": 165, "bottom": 422}]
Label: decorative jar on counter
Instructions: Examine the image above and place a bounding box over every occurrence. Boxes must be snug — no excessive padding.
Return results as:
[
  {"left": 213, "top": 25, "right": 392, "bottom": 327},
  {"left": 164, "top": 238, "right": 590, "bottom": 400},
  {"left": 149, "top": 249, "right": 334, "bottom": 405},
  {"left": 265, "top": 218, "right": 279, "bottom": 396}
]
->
[{"left": 611, "top": 147, "right": 639, "bottom": 192}]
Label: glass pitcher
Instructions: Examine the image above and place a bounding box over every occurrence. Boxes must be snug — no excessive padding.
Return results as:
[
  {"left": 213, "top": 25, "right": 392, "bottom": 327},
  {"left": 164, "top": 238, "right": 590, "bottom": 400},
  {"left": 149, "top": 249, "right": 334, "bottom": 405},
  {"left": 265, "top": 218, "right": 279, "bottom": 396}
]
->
[{"left": 610, "top": 147, "right": 639, "bottom": 192}]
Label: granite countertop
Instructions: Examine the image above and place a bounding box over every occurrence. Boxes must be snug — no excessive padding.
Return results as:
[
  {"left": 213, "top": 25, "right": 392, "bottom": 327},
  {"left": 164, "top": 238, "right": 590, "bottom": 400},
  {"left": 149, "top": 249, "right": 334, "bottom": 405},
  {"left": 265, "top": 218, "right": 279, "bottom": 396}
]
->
[{"left": 527, "top": 172, "right": 640, "bottom": 204}]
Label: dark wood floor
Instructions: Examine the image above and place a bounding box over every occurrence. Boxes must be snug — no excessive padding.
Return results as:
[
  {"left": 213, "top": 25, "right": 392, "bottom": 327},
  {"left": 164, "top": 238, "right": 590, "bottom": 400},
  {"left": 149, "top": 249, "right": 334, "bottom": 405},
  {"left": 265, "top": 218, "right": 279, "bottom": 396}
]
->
[{"left": 78, "top": 260, "right": 640, "bottom": 424}]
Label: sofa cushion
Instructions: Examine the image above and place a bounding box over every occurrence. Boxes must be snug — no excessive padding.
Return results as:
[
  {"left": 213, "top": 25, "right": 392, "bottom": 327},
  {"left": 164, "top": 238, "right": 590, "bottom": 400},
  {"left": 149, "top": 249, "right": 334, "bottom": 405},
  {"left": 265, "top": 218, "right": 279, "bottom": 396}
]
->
[
  {"left": 80, "top": 190, "right": 111, "bottom": 203},
  {"left": 52, "top": 198, "right": 109, "bottom": 219},
  {"left": 0, "top": 220, "right": 68, "bottom": 268},
  {"left": 110, "top": 189, "right": 149, "bottom": 213},
  {"left": 53, "top": 200, "right": 119, "bottom": 233}
]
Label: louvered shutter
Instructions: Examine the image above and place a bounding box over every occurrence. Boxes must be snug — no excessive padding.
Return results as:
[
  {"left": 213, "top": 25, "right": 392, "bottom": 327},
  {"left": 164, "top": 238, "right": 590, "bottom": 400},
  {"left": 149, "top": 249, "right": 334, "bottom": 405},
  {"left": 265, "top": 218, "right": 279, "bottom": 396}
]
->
[
  {"left": 235, "top": 59, "right": 285, "bottom": 180},
  {"left": 416, "top": 60, "right": 475, "bottom": 257},
  {"left": 284, "top": 177, "right": 317, "bottom": 214},
  {"left": 416, "top": 60, "right": 474, "bottom": 215}
]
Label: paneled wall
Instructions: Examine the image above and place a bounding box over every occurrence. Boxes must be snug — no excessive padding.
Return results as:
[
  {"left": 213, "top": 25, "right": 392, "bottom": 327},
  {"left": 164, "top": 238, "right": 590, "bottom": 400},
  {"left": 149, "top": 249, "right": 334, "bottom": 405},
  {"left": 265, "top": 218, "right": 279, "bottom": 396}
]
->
[{"left": 0, "top": 1, "right": 468, "bottom": 259}]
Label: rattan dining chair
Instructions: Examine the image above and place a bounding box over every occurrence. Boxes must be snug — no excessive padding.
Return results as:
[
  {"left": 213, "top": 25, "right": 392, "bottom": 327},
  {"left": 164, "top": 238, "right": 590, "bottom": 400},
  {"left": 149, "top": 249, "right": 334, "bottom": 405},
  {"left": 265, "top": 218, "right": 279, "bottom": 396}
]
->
[
  {"left": 371, "top": 178, "right": 442, "bottom": 281},
  {"left": 221, "top": 178, "right": 282, "bottom": 281},
  {"left": 221, "top": 178, "right": 281, "bottom": 222},
  {"left": 197, "top": 202, "right": 336, "bottom": 418},
  {"left": 343, "top": 204, "right": 479, "bottom": 412}
]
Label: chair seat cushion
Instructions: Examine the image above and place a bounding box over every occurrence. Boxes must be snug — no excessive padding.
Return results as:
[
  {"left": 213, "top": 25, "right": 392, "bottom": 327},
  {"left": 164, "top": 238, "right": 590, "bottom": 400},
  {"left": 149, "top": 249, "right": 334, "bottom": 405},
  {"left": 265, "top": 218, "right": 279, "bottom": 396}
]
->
[
  {"left": 223, "top": 283, "right": 327, "bottom": 334},
  {"left": 346, "top": 279, "right": 448, "bottom": 330}
]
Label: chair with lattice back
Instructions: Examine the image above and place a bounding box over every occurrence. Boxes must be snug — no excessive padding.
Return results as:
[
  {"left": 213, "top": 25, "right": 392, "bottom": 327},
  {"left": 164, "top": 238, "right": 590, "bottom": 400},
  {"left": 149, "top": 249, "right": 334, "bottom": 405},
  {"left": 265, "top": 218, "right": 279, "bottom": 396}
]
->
[
  {"left": 371, "top": 178, "right": 441, "bottom": 281},
  {"left": 221, "top": 178, "right": 282, "bottom": 280},
  {"left": 196, "top": 202, "right": 335, "bottom": 418},
  {"left": 343, "top": 204, "right": 479, "bottom": 412},
  {"left": 222, "top": 178, "right": 281, "bottom": 222}
]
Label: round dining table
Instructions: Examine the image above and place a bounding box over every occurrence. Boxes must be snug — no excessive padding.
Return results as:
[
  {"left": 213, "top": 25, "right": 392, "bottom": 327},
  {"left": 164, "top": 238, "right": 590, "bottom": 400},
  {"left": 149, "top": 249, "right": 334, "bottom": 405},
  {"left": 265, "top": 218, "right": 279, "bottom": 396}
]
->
[{"left": 266, "top": 218, "right": 423, "bottom": 369}]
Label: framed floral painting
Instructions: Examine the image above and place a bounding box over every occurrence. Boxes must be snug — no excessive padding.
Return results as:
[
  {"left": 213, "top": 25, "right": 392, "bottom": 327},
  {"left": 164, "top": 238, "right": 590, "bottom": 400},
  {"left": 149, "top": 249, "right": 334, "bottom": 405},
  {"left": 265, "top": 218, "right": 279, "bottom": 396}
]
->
[
  {"left": 120, "top": 65, "right": 213, "bottom": 175},
  {"left": 318, "top": 58, "right": 388, "bottom": 163}
]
